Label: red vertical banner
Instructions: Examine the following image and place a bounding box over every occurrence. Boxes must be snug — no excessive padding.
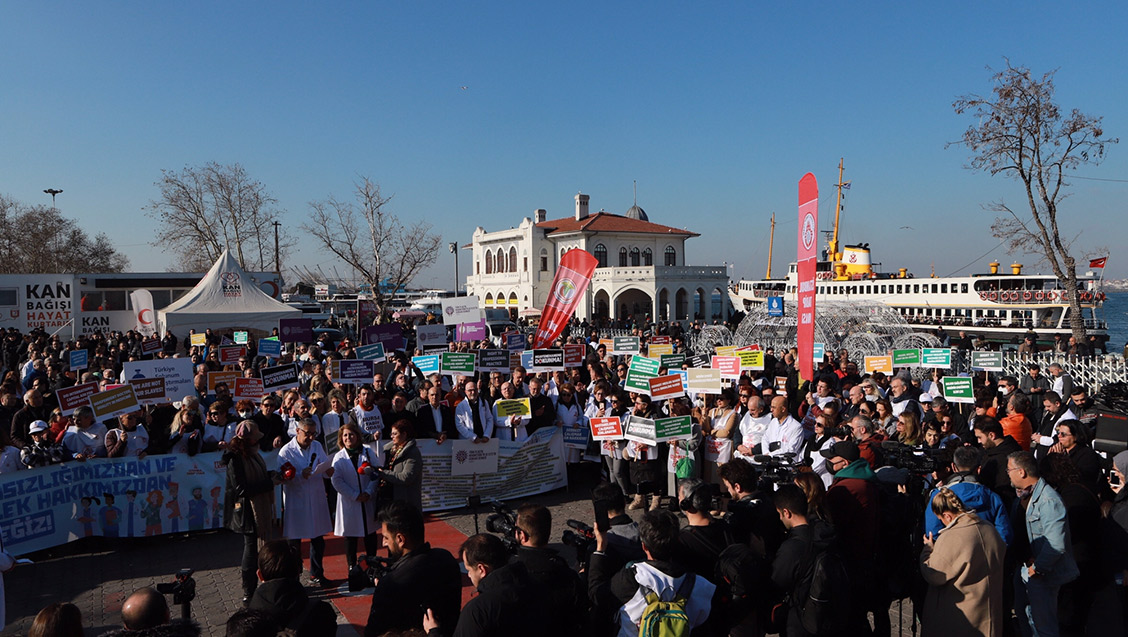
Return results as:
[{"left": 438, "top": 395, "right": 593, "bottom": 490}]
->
[
  {"left": 797, "top": 173, "right": 819, "bottom": 383},
  {"left": 532, "top": 249, "right": 599, "bottom": 348}
]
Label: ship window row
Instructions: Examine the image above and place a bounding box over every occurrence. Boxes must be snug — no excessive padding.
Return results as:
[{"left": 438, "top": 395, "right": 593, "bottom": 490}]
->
[{"left": 792, "top": 282, "right": 971, "bottom": 295}]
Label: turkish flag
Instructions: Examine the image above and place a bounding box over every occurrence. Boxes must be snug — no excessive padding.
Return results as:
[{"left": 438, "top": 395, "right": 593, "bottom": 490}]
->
[
  {"left": 532, "top": 249, "right": 598, "bottom": 348},
  {"left": 1089, "top": 257, "right": 1107, "bottom": 269}
]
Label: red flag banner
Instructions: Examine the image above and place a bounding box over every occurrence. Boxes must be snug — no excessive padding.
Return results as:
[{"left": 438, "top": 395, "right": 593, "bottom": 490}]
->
[
  {"left": 532, "top": 249, "right": 599, "bottom": 348},
  {"left": 797, "top": 173, "right": 819, "bottom": 383},
  {"left": 1089, "top": 257, "right": 1107, "bottom": 269}
]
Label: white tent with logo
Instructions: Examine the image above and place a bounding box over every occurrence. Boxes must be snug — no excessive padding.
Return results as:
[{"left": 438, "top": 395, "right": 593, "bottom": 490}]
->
[{"left": 158, "top": 249, "right": 301, "bottom": 337}]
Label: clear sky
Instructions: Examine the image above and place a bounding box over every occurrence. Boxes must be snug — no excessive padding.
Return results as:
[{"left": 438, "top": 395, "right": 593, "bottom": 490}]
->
[{"left": 3, "top": 2, "right": 1126, "bottom": 287}]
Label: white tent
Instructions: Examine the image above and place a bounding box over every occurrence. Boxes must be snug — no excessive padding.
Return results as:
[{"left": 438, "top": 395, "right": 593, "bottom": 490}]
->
[{"left": 159, "top": 249, "right": 301, "bottom": 337}]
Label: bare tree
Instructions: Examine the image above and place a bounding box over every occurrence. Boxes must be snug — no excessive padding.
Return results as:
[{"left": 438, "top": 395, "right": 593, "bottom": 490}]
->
[
  {"left": 0, "top": 194, "right": 129, "bottom": 273},
  {"left": 146, "top": 162, "right": 295, "bottom": 271},
  {"left": 302, "top": 178, "right": 441, "bottom": 322},
  {"left": 952, "top": 61, "right": 1118, "bottom": 343}
]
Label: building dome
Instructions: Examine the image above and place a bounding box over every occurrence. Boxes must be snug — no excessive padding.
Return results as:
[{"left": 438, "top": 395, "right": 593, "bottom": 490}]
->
[{"left": 625, "top": 204, "right": 648, "bottom": 221}]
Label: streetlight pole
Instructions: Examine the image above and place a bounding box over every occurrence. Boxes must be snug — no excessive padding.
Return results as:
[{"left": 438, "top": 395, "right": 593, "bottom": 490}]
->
[
  {"left": 448, "top": 242, "right": 459, "bottom": 295},
  {"left": 44, "top": 189, "right": 63, "bottom": 272}
]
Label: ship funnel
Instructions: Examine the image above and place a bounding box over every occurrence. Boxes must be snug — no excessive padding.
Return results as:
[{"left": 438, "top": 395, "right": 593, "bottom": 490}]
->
[
  {"left": 989, "top": 261, "right": 1000, "bottom": 275},
  {"left": 898, "top": 268, "right": 907, "bottom": 278},
  {"left": 1011, "top": 263, "right": 1023, "bottom": 275}
]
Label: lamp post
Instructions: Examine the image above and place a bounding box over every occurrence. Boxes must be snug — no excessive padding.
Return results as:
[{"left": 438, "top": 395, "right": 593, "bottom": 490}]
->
[
  {"left": 448, "top": 242, "right": 459, "bottom": 295},
  {"left": 44, "top": 189, "right": 63, "bottom": 272}
]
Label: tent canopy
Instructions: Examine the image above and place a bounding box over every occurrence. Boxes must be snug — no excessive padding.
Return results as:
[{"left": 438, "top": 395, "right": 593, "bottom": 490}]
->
[{"left": 159, "top": 249, "right": 301, "bottom": 337}]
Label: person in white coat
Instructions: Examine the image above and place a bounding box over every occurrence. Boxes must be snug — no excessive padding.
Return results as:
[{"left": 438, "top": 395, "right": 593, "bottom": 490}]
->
[
  {"left": 454, "top": 381, "right": 495, "bottom": 441},
  {"left": 278, "top": 418, "right": 334, "bottom": 587},
  {"left": 493, "top": 381, "right": 530, "bottom": 442},
  {"left": 331, "top": 422, "right": 381, "bottom": 569},
  {"left": 0, "top": 536, "right": 16, "bottom": 629},
  {"left": 555, "top": 383, "right": 586, "bottom": 464}
]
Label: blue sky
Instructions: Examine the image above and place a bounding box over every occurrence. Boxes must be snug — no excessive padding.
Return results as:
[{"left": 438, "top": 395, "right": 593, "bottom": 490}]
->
[{"left": 2, "top": 2, "right": 1126, "bottom": 286}]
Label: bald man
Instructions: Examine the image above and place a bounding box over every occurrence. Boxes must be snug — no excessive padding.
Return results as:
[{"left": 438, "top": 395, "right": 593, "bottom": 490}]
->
[
  {"left": 761, "top": 396, "right": 806, "bottom": 458},
  {"left": 121, "top": 587, "right": 170, "bottom": 631}
]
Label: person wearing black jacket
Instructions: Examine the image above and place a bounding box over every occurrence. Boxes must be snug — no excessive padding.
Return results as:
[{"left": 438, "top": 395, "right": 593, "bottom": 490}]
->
[
  {"left": 414, "top": 385, "right": 457, "bottom": 442},
  {"left": 974, "top": 417, "right": 1023, "bottom": 507},
  {"left": 249, "top": 541, "right": 337, "bottom": 637},
  {"left": 526, "top": 377, "right": 556, "bottom": 435},
  {"left": 512, "top": 503, "right": 586, "bottom": 636},
  {"left": 720, "top": 459, "right": 785, "bottom": 558},
  {"left": 770, "top": 484, "right": 836, "bottom": 637},
  {"left": 365, "top": 501, "right": 461, "bottom": 637}
]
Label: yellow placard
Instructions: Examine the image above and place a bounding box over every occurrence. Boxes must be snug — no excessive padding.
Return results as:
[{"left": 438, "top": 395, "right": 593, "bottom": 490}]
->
[
  {"left": 648, "top": 343, "right": 674, "bottom": 357},
  {"left": 737, "top": 350, "right": 764, "bottom": 370},
  {"left": 190, "top": 333, "right": 207, "bottom": 347},
  {"left": 863, "top": 355, "right": 894, "bottom": 374},
  {"left": 494, "top": 398, "right": 531, "bottom": 417},
  {"left": 714, "top": 345, "right": 737, "bottom": 357}
]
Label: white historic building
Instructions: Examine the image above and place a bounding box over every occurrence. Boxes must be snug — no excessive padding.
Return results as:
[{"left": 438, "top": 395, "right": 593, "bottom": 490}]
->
[{"left": 465, "top": 193, "right": 730, "bottom": 323}]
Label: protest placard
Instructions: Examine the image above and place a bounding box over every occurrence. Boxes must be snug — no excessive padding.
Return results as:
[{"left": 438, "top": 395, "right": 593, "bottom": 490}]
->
[
  {"left": 219, "top": 346, "right": 246, "bottom": 366},
  {"left": 715, "top": 345, "right": 737, "bottom": 357},
  {"left": 942, "top": 376, "right": 975, "bottom": 404},
  {"left": 812, "top": 342, "right": 825, "bottom": 364},
  {"left": 124, "top": 359, "right": 196, "bottom": 404},
  {"left": 207, "top": 371, "right": 238, "bottom": 394},
  {"left": 90, "top": 385, "right": 140, "bottom": 421},
  {"left": 562, "top": 426, "right": 589, "bottom": 450},
  {"left": 893, "top": 349, "right": 921, "bottom": 368},
  {"left": 737, "top": 350, "right": 764, "bottom": 371},
  {"left": 650, "top": 335, "right": 671, "bottom": 345},
  {"left": 334, "top": 359, "right": 375, "bottom": 384},
  {"left": 589, "top": 416, "right": 624, "bottom": 441},
  {"left": 456, "top": 320, "right": 487, "bottom": 342},
  {"left": 278, "top": 317, "right": 313, "bottom": 343},
  {"left": 506, "top": 332, "right": 528, "bottom": 351},
  {"left": 630, "top": 355, "right": 661, "bottom": 377},
  {"left": 140, "top": 339, "right": 163, "bottom": 356},
  {"left": 648, "top": 343, "right": 674, "bottom": 357},
  {"left": 441, "top": 296, "right": 482, "bottom": 325},
  {"left": 685, "top": 369, "right": 722, "bottom": 395},
  {"left": 441, "top": 352, "right": 477, "bottom": 376},
  {"left": 56, "top": 382, "right": 100, "bottom": 416},
  {"left": 257, "top": 337, "right": 282, "bottom": 358},
  {"left": 648, "top": 374, "right": 686, "bottom": 400},
  {"left": 355, "top": 342, "right": 387, "bottom": 363},
  {"left": 69, "top": 349, "right": 88, "bottom": 372},
  {"left": 260, "top": 364, "right": 299, "bottom": 392},
  {"left": 563, "top": 344, "right": 586, "bottom": 367},
  {"left": 412, "top": 355, "right": 441, "bottom": 375},
  {"left": 654, "top": 415, "right": 693, "bottom": 442},
  {"left": 234, "top": 377, "right": 265, "bottom": 402},
  {"left": 494, "top": 398, "right": 531, "bottom": 418},
  {"left": 687, "top": 354, "right": 710, "bottom": 369},
  {"left": 416, "top": 325, "right": 448, "bottom": 350},
  {"left": 364, "top": 324, "right": 406, "bottom": 351},
  {"left": 612, "top": 336, "right": 640, "bottom": 355},
  {"left": 190, "top": 333, "right": 206, "bottom": 347},
  {"left": 532, "top": 349, "right": 565, "bottom": 372},
  {"left": 128, "top": 377, "right": 166, "bottom": 406},
  {"left": 449, "top": 438, "right": 499, "bottom": 476},
  {"left": 711, "top": 355, "right": 741, "bottom": 379},
  {"left": 921, "top": 348, "right": 952, "bottom": 369},
  {"left": 234, "top": 331, "right": 248, "bottom": 344},
  {"left": 477, "top": 349, "right": 511, "bottom": 373},
  {"left": 864, "top": 355, "right": 893, "bottom": 374},
  {"left": 624, "top": 415, "right": 656, "bottom": 445},
  {"left": 970, "top": 351, "right": 1004, "bottom": 372},
  {"left": 660, "top": 353, "right": 686, "bottom": 369},
  {"left": 775, "top": 376, "right": 788, "bottom": 396}
]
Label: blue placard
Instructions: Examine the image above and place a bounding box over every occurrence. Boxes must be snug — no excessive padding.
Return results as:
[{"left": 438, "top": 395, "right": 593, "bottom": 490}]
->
[
  {"left": 672, "top": 369, "right": 689, "bottom": 390},
  {"left": 506, "top": 332, "right": 527, "bottom": 351},
  {"left": 69, "top": 349, "right": 88, "bottom": 371},
  {"left": 356, "top": 343, "right": 387, "bottom": 362},
  {"left": 520, "top": 350, "right": 534, "bottom": 370},
  {"left": 412, "top": 354, "right": 441, "bottom": 375},
  {"left": 812, "top": 342, "right": 825, "bottom": 363},
  {"left": 562, "top": 425, "right": 589, "bottom": 450},
  {"left": 767, "top": 296, "right": 784, "bottom": 317},
  {"left": 257, "top": 338, "right": 282, "bottom": 358}
]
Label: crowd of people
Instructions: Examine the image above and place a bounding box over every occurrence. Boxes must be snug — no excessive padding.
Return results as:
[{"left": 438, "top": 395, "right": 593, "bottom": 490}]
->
[{"left": 3, "top": 318, "right": 1128, "bottom": 636}]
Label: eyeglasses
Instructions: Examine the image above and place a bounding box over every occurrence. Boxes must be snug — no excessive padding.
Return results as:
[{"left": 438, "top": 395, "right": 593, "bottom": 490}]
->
[
  {"left": 1006, "top": 466, "right": 1022, "bottom": 474},
  {"left": 207, "top": 412, "right": 222, "bottom": 417}
]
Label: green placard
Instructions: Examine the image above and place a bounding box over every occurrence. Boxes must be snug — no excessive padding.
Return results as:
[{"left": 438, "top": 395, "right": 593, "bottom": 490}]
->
[
  {"left": 942, "top": 376, "right": 974, "bottom": 404},
  {"left": 970, "top": 351, "right": 1004, "bottom": 372},
  {"left": 234, "top": 331, "right": 249, "bottom": 344},
  {"left": 654, "top": 415, "right": 693, "bottom": 442},
  {"left": 660, "top": 353, "right": 687, "bottom": 369},
  {"left": 440, "top": 352, "right": 477, "bottom": 375},
  {"left": 893, "top": 349, "right": 921, "bottom": 367},
  {"left": 630, "top": 356, "right": 661, "bottom": 377},
  {"left": 625, "top": 369, "right": 655, "bottom": 394},
  {"left": 921, "top": 348, "right": 953, "bottom": 369},
  {"left": 612, "top": 336, "right": 640, "bottom": 354}
]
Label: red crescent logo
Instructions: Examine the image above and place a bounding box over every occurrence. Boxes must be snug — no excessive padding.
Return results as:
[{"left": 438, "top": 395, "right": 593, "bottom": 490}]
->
[{"left": 138, "top": 309, "right": 153, "bottom": 325}]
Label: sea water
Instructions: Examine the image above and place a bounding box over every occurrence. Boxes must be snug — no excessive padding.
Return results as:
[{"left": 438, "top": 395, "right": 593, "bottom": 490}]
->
[{"left": 1102, "top": 291, "right": 1128, "bottom": 353}]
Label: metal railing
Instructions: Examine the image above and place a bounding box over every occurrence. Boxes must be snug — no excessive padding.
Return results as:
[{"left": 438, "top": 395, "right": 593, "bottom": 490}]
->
[{"left": 951, "top": 349, "right": 1128, "bottom": 390}]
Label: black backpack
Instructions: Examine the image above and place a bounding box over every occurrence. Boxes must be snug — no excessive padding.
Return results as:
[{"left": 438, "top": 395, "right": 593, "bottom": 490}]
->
[
  {"left": 714, "top": 542, "right": 767, "bottom": 601},
  {"left": 793, "top": 543, "right": 851, "bottom": 636}
]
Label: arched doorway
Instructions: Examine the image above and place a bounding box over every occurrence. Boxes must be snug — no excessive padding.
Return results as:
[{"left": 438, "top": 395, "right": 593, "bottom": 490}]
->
[
  {"left": 614, "top": 288, "right": 653, "bottom": 323},
  {"left": 675, "top": 288, "right": 688, "bottom": 321},
  {"left": 593, "top": 289, "right": 611, "bottom": 320},
  {"left": 658, "top": 289, "right": 670, "bottom": 321},
  {"left": 695, "top": 288, "right": 707, "bottom": 320}
]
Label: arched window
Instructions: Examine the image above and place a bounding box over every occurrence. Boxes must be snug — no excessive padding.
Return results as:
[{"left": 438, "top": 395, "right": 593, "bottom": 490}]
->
[
  {"left": 643, "top": 248, "right": 653, "bottom": 266},
  {"left": 539, "top": 248, "right": 549, "bottom": 271},
  {"left": 619, "top": 247, "right": 628, "bottom": 267},
  {"left": 630, "top": 247, "right": 640, "bottom": 267},
  {"left": 496, "top": 250, "right": 504, "bottom": 274},
  {"left": 485, "top": 249, "right": 493, "bottom": 274},
  {"left": 484, "top": 293, "right": 493, "bottom": 305},
  {"left": 594, "top": 244, "right": 608, "bottom": 267},
  {"left": 509, "top": 247, "right": 517, "bottom": 273},
  {"left": 560, "top": 248, "right": 566, "bottom": 262},
  {"left": 664, "top": 246, "right": 677, "bottom": 266}
]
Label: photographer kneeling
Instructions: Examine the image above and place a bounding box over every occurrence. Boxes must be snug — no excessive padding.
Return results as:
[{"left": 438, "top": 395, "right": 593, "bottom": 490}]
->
[
  {"left": 512, "top": 503, "right": 587, "bottom": 636},
  {"left": 364, "top": 500, "right": 462, "bottom": 637}
]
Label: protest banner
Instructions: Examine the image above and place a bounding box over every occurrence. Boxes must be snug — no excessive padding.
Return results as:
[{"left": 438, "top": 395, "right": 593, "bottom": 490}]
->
[
  {"left": 942, "top": 376, "right": 975, "bottom": 404},
  {"left": 797, "top": 173, "right": 818, "bottom": 382},
  {"left": 234, "top": 331, "right": 248, "bottom": 344},
  {"left": 970, "top": 351, "right": 1004, "bottom": 372},
  {"left": 56, "top": 382, "right": 100, "bottom": 416},
  {"left": 260, "top": 364, "right": 299, "bottom": 392},
  {"left": 531, "top": 349, "right": 565, "bottom": 372},
  {"left": 648, "top": 374, "right": 686, "bottom": 400},
  {"left": 704, "top": 437, "right": 733, "bottom": 464},
  {"left": 863, "top": 355, "right": 893, "bottom": 374},
  {"left": 660, "top": 353, "right": 686, "bottom": 369},
  {"left": 589, "top": 416, "right": 624, "bottom": 441},
  {"left": 476, "top": 349, "right": 511, "bottom": 373},
  {"left": 737, "top": 350, "right": 764, "bottom": 371},
  {"left": 685, "top": 369, "right": 722, "bottom": 395},
  {"left": 624, "top": 415, "right": 656, "bottom": 445},
  {"left": 921, "top": 348, "right": 952, "bottom": 369},
  {"left": 449, "top": 438, "right": 500, "bottom": 476},
  {"left": 218, "top": 346, "right": 246, "bottom": 366},
  {"left": 189, "top": 333, "right": 206, "bottom": 347},
  {"left": 455, "top": 321, "right": 487, "bottom": 342},
  {"left": 416, "top": 325, "right": 448, "bottom": 350},
  {"left": 612, "top": 336, "right": 640, "bottom": 355},
  {"left": 494, "top": 398, "right": 531, "bottom": 418},
  {"left": 140, "top": 339, "right": 163, "bottom": 356},
  {"left": 234, "top": 378, "right": 265, "bottom": 402},
  {"left": 355, "top": 342, "right": 387, "bottom": 363},
  {"left": 333, "top": 359, "right": 375, "bottom": 384},
  {"left": 123, "top": 359, "right": 196, "bottom": 405},
  {"left": 893, "top": 349, "right": 921, "bottom": 368},
  {"left": 90, "top": 385, "right": 140, "bottom": 421},
  {"left": 441, "top": 295, "right": 482, "bottom": 325},
  {"left": 206, "top": 371, "right": 238, "bottom": 394},
  {"left": 68, "top": 349, "right": 88, "bottom": 372},
  {"left": 711, "top": 355, "right": 741, "bottom": 379},
  {"left": 278, "top": 317, "right": 313, "bottom": 343},
  {"left": 363, "top": 324, "right": 406, "bottom": 351},
  {"left": 128, "top": 377, "right": 166, "bottom": 406},
  {"left": 562, "top": 426, "right": 589, "bottom": 450},
  {"left": 563, "top": 344, "right": 586, "bottom": 367},
  {"left": 257, "top": 337, "right": 282, "bottom": 359},
  {"left": 411, "top": 355, "right": 441, "bottom": 375},
  {"left": 648, "top": 343, "right": 674, "bottom": 357},
  {"left": 440, "top": 352, "right": 477, "bottom": 376},
  {"left": 506, "top": 332, "right": 527, "bottom": 351},
  {"left": 654, "top": 415, "right": 693, "bottom": 443}
]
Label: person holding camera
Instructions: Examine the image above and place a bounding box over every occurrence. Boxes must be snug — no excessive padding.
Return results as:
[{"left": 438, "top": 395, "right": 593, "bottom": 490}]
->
[
  {"left": 248, "top": 540, "right": 337, "bottom": 636},
  {"left": 591, "top": 483, "right": 645, "bottom": 570},
  {"left": 364, "top": 501, "right": 461, "bottom": 637},
  {"left": 720, "top": 459, "right": 786, "bottom": 558},
  {"left": 511, "top": 503, "right": 586, "bottom": 636}
]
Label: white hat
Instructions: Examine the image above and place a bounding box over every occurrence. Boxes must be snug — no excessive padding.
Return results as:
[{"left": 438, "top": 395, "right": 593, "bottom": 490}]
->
[{"left": 28, "top": 420, "right": 48, "bottom": 434}]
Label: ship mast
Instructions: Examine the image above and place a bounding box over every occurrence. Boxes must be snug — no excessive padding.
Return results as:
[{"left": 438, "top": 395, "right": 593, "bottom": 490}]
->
[
  {"left": 828, "top": 158, "right": 845, "bottom": 260},
  {"left": 766, "top": 213, "right": 775, "bottom": 279}
]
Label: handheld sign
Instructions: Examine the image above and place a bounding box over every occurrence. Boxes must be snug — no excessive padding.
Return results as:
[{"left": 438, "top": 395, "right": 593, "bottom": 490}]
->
[
  {"left": 477, "top": 349, "right": 512, "bottom": 373},
  {"left": 56, "top": 382, "right": 100, "bottom": 416},
  {"left": 660, "top": 353, "right": 686, "bottom": 369},
  {"left": 612, "top": 336, "right": 640, "bottom": 355},
  {"left": 207, "top": 371, "right": 238, "bottom": 394},
  {"left": 260, "top": 363, "right": 300, "bottom": 392},
  {"left": 648, "top": 374, "right": 686, "bottom": 400},
  {"left": 654, "top": 415, "right": 693, "bottom": 442},
  {"left": 648, "top": 343, "right": 674, "bottom": 357},
  {"left": 589, "top": 416, "right": 624, "bottom": 441},
  {"left": 737, "top": 350, "right": 764, "bottom": 371},
  {"left": 89, "top": 385, "right": 140, "bottom": 421},
  {"left": 494, "top": 398, "right": 531, "bottom": 418},
  {"left": 278, "top": 318, "right": 314, "bottom": 343},
  {"left": 69, "top": 349, "right": 88, "bottom": 372},
  {"left": 711, "top": 355, "right": 741, "bottom": 379},
  {"left": 190, "top": 333, "right": 206, "bottom": 347},
  {"left": 812, "top": 342, "right": 825, "bottom": 364},
  {"left": 355, "top": 342, "right": 387, "bottom": 363},
  {"left": 128, "top": 377, "right": 166, "bottom": 406},
  {"left": 257, "top": 337, "right": 282, "bottom": 359},
  {"left": 532, "top": 349, "right": 565, "bottom": 372},
  {"left": 562, "top": 426, "right": 589, "bottom": 450},
  {"left": 234, "top": 331, "right": 249, "bottom": 344},
  {"left": 506, "top": 332, "right": 528, "bottom": 351},
  {"left": 219, "top": 346, "right": 246, "bottom": 366},
  {"left": 715, "top": 345, "right": 737, "bottom": 357},
  {"left": 686, "top": 369, "right": 722, "bottom": 395},
  {"left": 863, "top": 355, "right": 893, "bottom": 374},
  {"left": 893, "top": 349, "right": 921, "bottom": 368},
  {"left": 416, "top": 325, "right": 449, "bottom": 350},
  {"left": 921, "top": 348, "right": 952, "bottom": 369},
  {"left": 141, "top": 339, "right": 163, "bottom": 356},
  {"left": 563, "top": 344, "right": 586, "bottom": 368},
  {"left": 333, "top": 359, "right": 376, "bottom": 384},
  {"left": 411, "top": 355, "right": 441, "bottom": 376},
  {"left": 624, "top": 415, "right": 657, "bottom": 445},
  {"left": 970, "top": 351, "right": 1004, "bottom": 372},
  {"left": 456, "top": 320, "right": 487, "bottom": 342},
  {"left": 440, "top": 352, "right": 477, "bottom": 376},
  {"left": 941, "top": 376, "right": 975, "bottom": 404},
  {"left": 234, "top": 377, "right": 265, "bottom": 402}
]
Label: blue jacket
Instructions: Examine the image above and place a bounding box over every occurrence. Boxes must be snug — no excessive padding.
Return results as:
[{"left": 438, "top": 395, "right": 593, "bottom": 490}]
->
[
  {"left": 1023, "top": 478, "right": 1079, "bottom": 585},
  {"left": 925, "top": 476, "right": 1014, "bottom": 544}
]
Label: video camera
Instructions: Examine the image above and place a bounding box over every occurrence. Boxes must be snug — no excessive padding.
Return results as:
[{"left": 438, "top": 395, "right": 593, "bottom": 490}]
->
[
  {"left": 484, "top": 501, "right": 519, "bottom": 552},
  {"left": 363, "top": 554, "right": 395, "bottom": 580},
  {"left": 880, "top": 441, "right": 953, "bottom": 474},
  {"left": 561, "top": 520, "right": 597, "bottom": 569},
  {"left": 156, "top": 568, "right": 196, "bottom": 620},
  {"left": 750, "top": 453, "right": 808, "bottom": 486}
]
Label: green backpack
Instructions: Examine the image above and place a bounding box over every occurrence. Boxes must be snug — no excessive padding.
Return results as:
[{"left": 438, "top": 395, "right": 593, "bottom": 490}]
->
[{"left": 637, "top": 573, "right": 697, "bottom": 637}]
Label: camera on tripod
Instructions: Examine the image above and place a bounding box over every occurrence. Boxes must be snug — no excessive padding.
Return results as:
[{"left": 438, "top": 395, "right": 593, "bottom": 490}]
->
[
  {"left": 156, "top": 568, "right": 196, "bottom": 620},
  {"left": 484, "top": 501, "right": 519, "bottom": 552}
]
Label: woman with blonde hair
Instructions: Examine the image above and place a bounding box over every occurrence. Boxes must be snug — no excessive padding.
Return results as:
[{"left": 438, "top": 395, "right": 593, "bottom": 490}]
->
[
  {"left": 919, "top": 487, "right": 1006, "bottom": 637},
  {"left": 895, "top": 410, "right": 923, "bottom": 447}
]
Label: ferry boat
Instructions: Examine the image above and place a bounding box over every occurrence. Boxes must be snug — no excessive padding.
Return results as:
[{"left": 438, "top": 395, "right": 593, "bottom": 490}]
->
[{"left": 728, "top": 160, "right": 1110, "bottom": 348}]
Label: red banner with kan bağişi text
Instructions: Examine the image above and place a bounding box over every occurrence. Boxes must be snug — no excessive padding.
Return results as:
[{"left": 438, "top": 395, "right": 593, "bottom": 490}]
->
[{"left": 532, "top": 249, "right": 598, "bottom": 348}]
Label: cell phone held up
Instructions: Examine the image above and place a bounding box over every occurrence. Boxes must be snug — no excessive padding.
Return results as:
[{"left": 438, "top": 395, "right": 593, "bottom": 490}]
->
[{"left": 593, "top": 496, "right": 611, "bottom": 533}]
